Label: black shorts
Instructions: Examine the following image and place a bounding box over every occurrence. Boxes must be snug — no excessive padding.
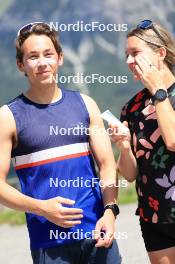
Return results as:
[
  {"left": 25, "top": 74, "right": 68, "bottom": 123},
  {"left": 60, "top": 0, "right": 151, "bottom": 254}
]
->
[
  {"left": 140, "top": 219, "right": 175, "bottom": 252},
  {"left": 31, "top": 239, "right": 121, "bottom": 264}
]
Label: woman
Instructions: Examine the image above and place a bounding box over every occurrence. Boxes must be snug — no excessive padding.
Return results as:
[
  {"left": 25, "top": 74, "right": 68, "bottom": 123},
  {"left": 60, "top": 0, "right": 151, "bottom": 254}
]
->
[{"left": 110, "top": 20, "right": 175, "bottom": 263}]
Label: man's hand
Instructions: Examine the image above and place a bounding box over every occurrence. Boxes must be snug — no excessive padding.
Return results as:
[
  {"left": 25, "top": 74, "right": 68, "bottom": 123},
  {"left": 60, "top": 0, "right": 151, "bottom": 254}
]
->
[
  {"left": 94, "top": 209, "right": 116, "bottom": 248},
  {"left": 39, "top": 196, "right": 83, "bottom": 228}
]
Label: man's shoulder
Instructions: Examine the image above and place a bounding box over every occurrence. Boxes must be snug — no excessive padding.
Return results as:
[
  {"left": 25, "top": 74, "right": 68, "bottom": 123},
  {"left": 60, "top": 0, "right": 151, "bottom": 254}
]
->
[
  {"left": 62, "top": 87, "right": 79, "bottom": 95},
  {"left": 80, "top": 93, "right": 97, "bottom": 105},
  {"left": 0, "top": 105, "right": 16, "bottom": 134},
  {"left": 0, "top": 105, "right": 10, "bottom": 118},
  {"left": 7, "top": 94, "right": 23, "bottom": 108},
  {"left": 80, "top": 93, "right": 101, "bottom": 122},
  {"left": 63, "top": 88, "right": 97, "bottom": 104},
  {"left": 64, "top": 89, "right": 100, "bottom": 115}
]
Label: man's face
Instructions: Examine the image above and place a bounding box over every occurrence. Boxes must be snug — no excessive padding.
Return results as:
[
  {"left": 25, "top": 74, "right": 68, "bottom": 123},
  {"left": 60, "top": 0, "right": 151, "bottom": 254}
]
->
[
  {"left": 125, "top": 36, "right": 159, "bottom": 80},
  {"left": 18, "top": 34, "right": 63, "bottom": 85}
]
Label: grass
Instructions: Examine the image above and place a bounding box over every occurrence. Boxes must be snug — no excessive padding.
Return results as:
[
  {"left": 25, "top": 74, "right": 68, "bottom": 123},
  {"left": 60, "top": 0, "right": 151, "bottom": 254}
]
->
[
  {"left": 0, "top": 180, "right": 137, "bottom": 225},
  {"left": 0, "top": 210, "right": 26, "bottom": 225},
  {"left": 118, "top": 181, "right": 137, "bottom": 205}
]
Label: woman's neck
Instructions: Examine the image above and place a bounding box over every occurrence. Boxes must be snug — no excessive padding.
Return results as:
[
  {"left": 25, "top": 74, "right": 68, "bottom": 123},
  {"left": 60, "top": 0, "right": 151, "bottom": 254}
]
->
[{"left": 164, "top": 67, "right": 175, "bottom": 89}]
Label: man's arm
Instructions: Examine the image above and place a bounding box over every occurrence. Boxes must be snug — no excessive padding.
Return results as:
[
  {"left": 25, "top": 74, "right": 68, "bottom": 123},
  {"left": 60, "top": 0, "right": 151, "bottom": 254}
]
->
[
  {"left": 0, "top": 105, "right": 40, "bottom": 213},
  {"left": 81, "top": 95, "right": 117, "bottom": 206},
  {"left": 0, "top": 106, "right": 83, "bottom": 227},
  {"left": 81, "top": 94, "right": 117, "bottom": 248}
]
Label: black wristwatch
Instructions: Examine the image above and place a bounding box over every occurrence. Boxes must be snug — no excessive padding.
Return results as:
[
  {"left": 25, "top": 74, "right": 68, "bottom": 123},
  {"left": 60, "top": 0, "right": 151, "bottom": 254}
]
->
[
  {"left": 104, "top": 203, "right": 120, "bottom": 216},
  {"left": 152, "top": 89, "right": 168, "bottom": 104}
]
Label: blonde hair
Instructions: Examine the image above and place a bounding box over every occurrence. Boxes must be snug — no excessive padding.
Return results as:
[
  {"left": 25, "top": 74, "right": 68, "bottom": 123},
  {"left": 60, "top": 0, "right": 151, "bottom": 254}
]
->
[{"left": 127, "top": 23, "right": 175, "bottom": 74}]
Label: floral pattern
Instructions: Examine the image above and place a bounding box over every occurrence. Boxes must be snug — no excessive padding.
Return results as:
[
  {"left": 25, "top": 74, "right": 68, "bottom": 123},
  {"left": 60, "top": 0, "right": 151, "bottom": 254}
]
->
[
  {"left": 120, "top": 84, "right": 175, "bottom": 224},
  {"left": 152, "top": 146, "right": 169, "bottom": 169},
  {"left": 170, "top": 208, "right": 175, "bottom": 219},
  {"left": 148, "top": 197, "right": 159, "bottom": 211},
  {"left": 155, "top": 165, "right": 175, "bottom": 201}
]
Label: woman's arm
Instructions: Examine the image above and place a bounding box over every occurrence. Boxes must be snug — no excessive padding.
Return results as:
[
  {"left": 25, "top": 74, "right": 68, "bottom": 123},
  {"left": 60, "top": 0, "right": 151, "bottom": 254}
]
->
[{"left": 110, "top": 122, "right": 137, "bottom": 182}]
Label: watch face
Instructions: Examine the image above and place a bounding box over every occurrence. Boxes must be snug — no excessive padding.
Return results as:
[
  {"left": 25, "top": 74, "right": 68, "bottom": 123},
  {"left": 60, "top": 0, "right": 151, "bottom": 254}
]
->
[{"left": 155, "top": 89, "right": 167, "bottom": 101}]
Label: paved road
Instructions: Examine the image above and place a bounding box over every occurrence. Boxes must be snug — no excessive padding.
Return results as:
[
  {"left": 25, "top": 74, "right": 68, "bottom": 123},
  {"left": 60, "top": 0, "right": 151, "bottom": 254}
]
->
[
  {"left": 117, "top": 203, "right": 150, "bottom": 263},
  {"left": 0, "top": 203, "right": 150, "bottom": 264}
]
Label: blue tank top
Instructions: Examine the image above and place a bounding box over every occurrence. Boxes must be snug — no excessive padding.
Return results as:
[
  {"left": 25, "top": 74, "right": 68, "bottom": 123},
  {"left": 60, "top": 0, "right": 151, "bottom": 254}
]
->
[{"left": 7, "top": 88, "right": 103, "bottom": 249}]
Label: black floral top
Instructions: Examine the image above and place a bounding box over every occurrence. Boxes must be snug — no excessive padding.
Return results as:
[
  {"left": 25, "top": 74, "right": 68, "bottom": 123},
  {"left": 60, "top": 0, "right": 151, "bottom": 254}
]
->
[{"left": 120, "top": 83, "right": 175, "bottom": 224}]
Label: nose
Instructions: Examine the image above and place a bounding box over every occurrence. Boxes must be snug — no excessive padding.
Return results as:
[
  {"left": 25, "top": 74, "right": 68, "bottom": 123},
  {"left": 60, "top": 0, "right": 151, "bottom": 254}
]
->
[
  {"left": 126, "top": 54, "right": 135, "bottom": 65},
  {"left": 37, "top": 56, "right": 47, "bottom": 66}
]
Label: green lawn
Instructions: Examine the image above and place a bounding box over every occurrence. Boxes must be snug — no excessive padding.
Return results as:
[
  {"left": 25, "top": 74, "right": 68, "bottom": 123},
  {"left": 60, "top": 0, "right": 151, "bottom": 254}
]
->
[
  {"left": 0, "top": 210, "right": 26, "bottom": 225},
  {"left": 118, "top": 181, "right": 137, "bottom": 205}
]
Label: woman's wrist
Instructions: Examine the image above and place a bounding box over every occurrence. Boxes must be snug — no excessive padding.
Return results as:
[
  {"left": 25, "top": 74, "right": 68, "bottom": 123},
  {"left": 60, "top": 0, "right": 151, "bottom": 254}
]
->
[{"left": 114, "top": 141, "right": 132, "bottom": 152}]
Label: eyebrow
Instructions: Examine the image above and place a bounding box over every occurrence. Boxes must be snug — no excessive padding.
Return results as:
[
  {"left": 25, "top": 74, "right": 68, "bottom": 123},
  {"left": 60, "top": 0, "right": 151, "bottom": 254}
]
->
[
  {"left": 28, "top": 49, "right": 53, "bottom": 54},
  {"left": 125, "top": 47, "right": 141, "bottom": 55}
]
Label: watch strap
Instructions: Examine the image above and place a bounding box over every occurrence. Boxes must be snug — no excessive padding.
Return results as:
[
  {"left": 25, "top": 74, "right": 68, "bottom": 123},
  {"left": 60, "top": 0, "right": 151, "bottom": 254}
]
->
[
  {"left": 152, "top": 89, "right": 168, "bottom": 104},
  {"left": 104, "top": 203, "right": 120, "bottom": 216}
]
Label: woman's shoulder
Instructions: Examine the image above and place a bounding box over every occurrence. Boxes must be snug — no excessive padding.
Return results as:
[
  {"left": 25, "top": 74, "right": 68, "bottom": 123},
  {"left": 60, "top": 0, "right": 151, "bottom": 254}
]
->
[{"left": 122, "top": 88, "right": 147, "bottom": 113}]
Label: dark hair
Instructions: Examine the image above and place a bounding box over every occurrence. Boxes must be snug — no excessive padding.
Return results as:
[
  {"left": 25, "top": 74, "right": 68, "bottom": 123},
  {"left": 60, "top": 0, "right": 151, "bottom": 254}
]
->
[
  {"left": 127, "top": 23, "right": 175, "bottom": 74},
  {"left": 16, "top": 23, "right": 62, "bottom": 63}
]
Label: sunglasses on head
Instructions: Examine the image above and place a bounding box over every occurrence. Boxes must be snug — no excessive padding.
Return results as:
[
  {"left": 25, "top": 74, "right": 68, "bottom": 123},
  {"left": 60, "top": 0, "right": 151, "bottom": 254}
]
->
[
  {"left": 137, "top": 19, "right": 166, "bottom": 45},
  {"left": 17, "top": 22, "right": 50, "bottom": 37}
]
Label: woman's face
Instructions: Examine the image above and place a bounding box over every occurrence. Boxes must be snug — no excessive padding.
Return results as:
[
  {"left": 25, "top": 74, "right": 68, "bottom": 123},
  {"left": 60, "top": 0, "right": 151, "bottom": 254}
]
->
[{"left": 125, "top": 36, "right": 159, "bottom": 80}]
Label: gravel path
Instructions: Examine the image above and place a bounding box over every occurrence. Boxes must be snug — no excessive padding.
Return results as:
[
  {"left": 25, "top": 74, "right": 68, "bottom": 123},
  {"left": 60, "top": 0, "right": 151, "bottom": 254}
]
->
[{"left": 0, "top": 203, "right": 150, "bottom": 264}]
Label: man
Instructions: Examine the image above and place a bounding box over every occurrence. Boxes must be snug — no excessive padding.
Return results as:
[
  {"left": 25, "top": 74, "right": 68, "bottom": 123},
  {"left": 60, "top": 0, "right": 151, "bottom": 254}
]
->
[{"left": 0, "top": 22, "right": 121, "bottom": 263}]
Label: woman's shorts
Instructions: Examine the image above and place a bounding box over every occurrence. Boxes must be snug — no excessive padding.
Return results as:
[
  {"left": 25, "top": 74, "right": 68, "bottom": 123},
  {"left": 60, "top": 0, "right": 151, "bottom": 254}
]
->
[{"left": 140, "top": 219, "right": 175, "bottom": 252}]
